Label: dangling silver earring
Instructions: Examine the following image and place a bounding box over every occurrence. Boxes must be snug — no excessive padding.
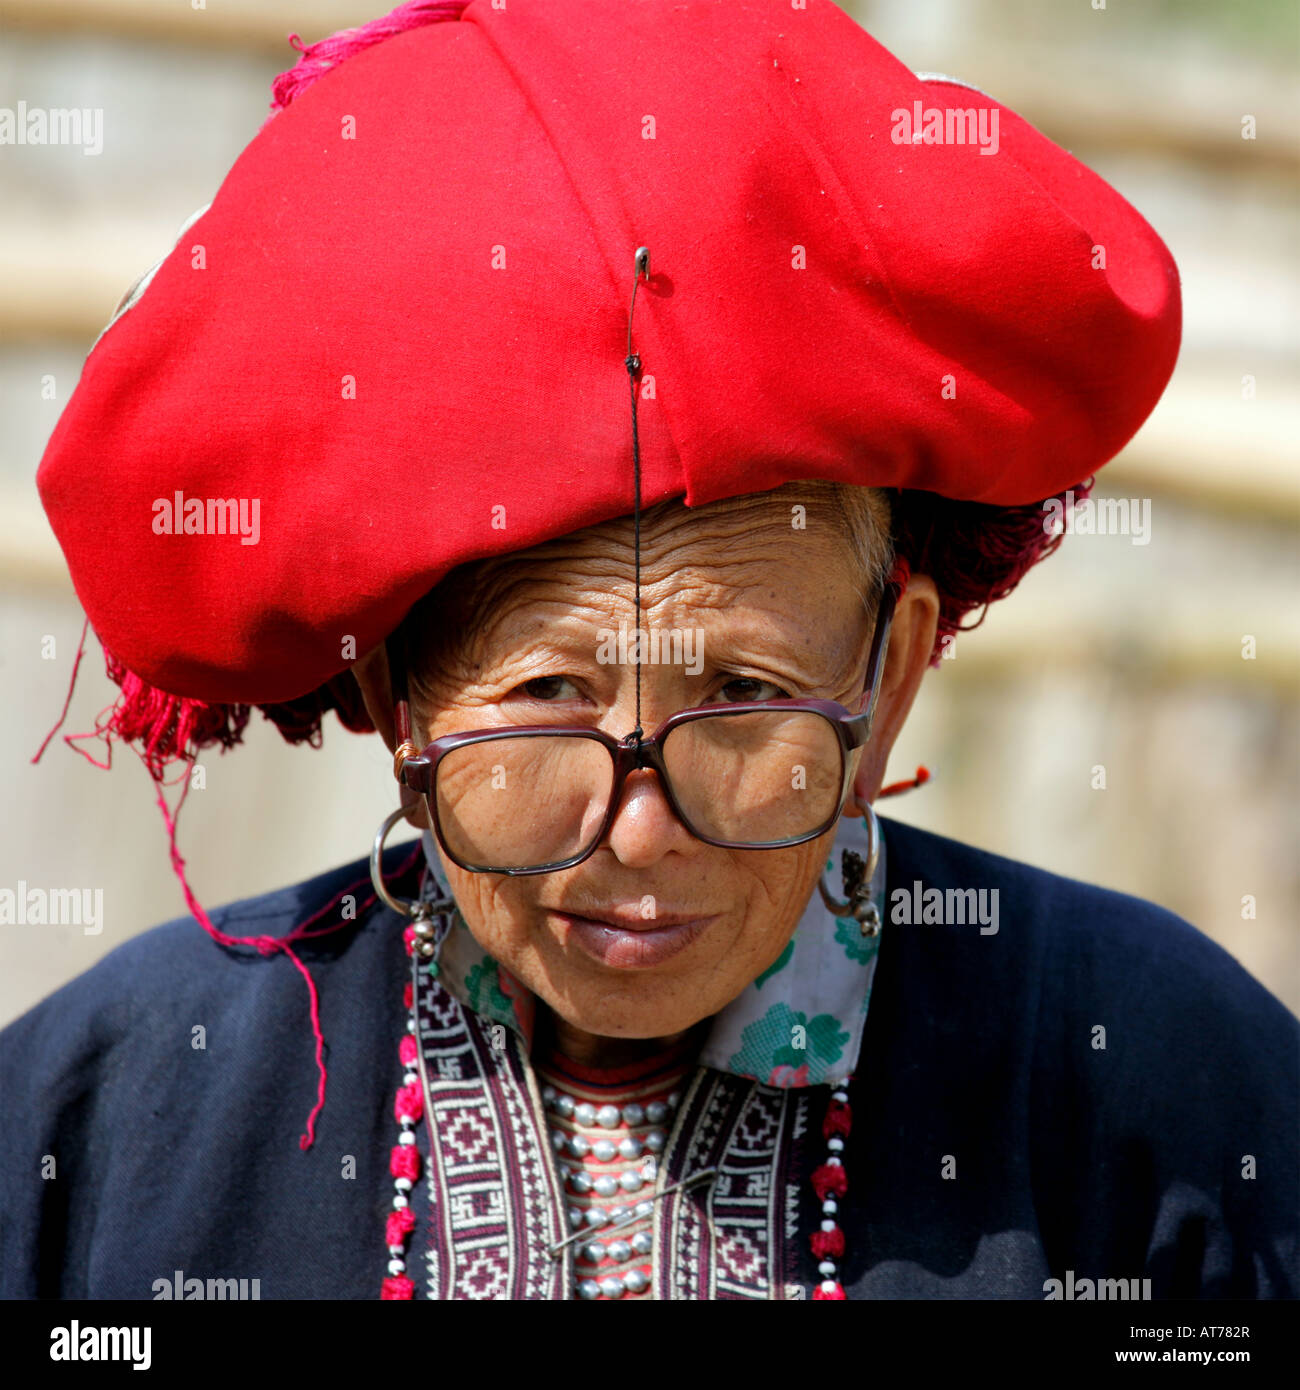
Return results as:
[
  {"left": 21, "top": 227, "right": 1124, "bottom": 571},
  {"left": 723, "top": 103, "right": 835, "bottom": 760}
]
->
[
  {"left": 818, "top": 802, "right": 881, "bottom": 937},
  {"left": 371, "top": 805, "right": 454, "bottom": 959}
]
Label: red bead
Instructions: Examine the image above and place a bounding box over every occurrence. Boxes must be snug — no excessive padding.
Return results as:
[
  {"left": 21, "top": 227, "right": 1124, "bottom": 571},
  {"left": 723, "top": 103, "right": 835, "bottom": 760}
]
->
[
  {"left": 811, "top": 1163, "right": 848, "bottom": 1201},
  {"left": 394, "top": 1081, "right": 423, "bottom": 1123},
  {"left": 823, "top": 1100, "right": 852, "bottom": 1139},
  {"left": 813, "top": 1281, "right": 847, "bottom": 1300},
  {"left": 811, "top": 1228, "right": 845, "bottom": 1259},
  {"left": 390, "top": 1144, "right": 420, "bottom": 1181},
  {"left": 386, "top": 1208, "right": 416, "bottom": 1246},
  {"left": 402, "top": 926, "right": 416, "bottom": 957},
  {"left": 399, "top": 1033, "right": 418, "bottom": 1067},
  {"left": 381, "top": 1274, "right": 415, "bottom": 1300},
  {"left": 402, "top": 982, "right": 413, "bottom": 1010}
]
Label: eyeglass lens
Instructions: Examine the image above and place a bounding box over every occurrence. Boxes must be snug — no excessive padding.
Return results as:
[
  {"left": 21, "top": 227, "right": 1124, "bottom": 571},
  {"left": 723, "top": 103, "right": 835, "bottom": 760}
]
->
[{"left": 432, "top": 710, "right": 844, "bottom": 871}]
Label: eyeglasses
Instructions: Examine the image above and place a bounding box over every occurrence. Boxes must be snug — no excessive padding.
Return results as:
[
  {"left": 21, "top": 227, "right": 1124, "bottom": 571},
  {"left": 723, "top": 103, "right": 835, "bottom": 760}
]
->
[{"left": 390, "top": 581, "right": 899, "bottom": 876}]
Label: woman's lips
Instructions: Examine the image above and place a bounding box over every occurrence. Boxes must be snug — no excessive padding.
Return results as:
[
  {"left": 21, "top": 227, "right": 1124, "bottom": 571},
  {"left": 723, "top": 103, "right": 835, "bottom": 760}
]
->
[{"left": 552, "top": 911, "right": 716, "bottom": 969}]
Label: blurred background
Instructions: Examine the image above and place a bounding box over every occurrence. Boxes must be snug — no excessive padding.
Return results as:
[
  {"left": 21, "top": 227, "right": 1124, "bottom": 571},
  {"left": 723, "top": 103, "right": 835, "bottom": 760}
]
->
[{"left": 1, "top": 0, "right": 1296, "bottom": 1025}]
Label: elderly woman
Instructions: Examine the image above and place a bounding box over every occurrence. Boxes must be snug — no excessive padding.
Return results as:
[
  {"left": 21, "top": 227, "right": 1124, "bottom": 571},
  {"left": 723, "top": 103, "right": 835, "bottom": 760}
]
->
[{"left": 3, "top": 0, "right": 1296, "bottom": 1304}]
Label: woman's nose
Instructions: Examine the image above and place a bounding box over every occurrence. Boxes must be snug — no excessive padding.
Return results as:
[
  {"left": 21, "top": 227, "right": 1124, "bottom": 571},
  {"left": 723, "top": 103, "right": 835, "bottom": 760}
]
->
[{"left": 600, "top": 765, "right": 698, "bottom": 868}]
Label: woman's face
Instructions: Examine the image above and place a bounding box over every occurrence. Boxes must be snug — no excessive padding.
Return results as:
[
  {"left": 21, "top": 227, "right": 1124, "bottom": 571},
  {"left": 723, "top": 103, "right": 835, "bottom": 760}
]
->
[{"left": 411, "top": 497, "right": 878, "bottom": 1041}]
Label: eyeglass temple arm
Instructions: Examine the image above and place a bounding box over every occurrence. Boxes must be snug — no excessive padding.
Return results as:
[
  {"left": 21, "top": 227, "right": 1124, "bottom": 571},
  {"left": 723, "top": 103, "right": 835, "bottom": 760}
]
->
[
  {"left": 855, "top": 575, "right": 903, "bottom": 745},
  {"left": 388, "top": 627, "right": 418, "bottom": 784}
]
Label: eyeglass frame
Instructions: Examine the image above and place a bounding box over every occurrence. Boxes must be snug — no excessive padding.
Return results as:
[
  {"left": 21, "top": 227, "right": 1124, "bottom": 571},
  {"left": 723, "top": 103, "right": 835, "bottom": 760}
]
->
[{"left": 388, "top": 576, "right": 902, "bottom": 876}]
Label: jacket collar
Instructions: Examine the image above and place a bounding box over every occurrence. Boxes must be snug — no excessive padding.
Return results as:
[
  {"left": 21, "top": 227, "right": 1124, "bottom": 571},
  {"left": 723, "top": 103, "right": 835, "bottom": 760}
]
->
[{"left": 418, "top": 813, "right": 886, "bottom": 1088}]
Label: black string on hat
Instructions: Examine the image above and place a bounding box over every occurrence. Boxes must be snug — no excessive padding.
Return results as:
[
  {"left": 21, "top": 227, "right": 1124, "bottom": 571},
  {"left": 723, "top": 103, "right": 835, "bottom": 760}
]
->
[{"left": 624, "top": 246, "right": 650, "bottom": 744}]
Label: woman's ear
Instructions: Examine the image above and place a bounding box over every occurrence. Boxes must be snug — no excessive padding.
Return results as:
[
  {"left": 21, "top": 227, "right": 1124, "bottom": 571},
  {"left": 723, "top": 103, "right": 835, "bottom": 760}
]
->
[
  {"left": 842, "top": 574, "right": 940, "bottom": 816},
  {"left": 352, "top": 642, "right": 398, "bottom": 751}
]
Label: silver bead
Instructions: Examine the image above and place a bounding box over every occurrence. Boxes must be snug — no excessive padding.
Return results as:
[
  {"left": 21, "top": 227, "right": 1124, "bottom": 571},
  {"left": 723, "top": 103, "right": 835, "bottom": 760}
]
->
[
  {"left": 578, "top": 1279, "right": 601, "bottom": 1300},
  {"left": 593, "top": 1175, "right": 619, "bottom": 1198},
  {"left": 619, "top": 1170, "right": 643, "bottom": 1193},
  {"left": 645, "top": 1101, "right": 668, "bottom": 1124},
  {"left": 599, "top": 1276, "right": 625, "bottom": 1299},
  {"left": 596, "top": 1104, "right": 622, "bottom": 1129},
  {"left": 667, "top": 1091, "right": 681, "bottom": 1109},
  {"left": 633, "top": 1200, "right": 654, "bottom": 1218},
  {"left": 541, "top": 1085, "right": 557, "bottom": 1104},
  {"left": 591, "top": 1139, "right": 617, "bottom": 1162},
  {"left": 618, "top": 1136, "right": 642, "bottom": 1159},
  {"left": 574, "top": 1102, "right": 597, "bottom": 1126},
  {"left": 608, "top": 1204, "right": 630, "bottom": 1224},
  {"left": 607, "top": 1239, "right": 632, "bottom": 1262},
  {"left": 583, "top": 1241, "right": 607, "bottom": 1263},
  {"left": 570, "top": 1170, "right": 594, "bottom": 1195},
  {"left": 550, "top": 1131, "right": 567, "bottom": 1153},
  {"left": 622, "top": 1102, "right": 645, "bottom": 1126},
  {"left": 568, "top": 1207, "right": 585, "bottom": 1230},
  {"left": 555, "top": 1095, "right": 575, "bottom": 1120},
  {"left": 568, "top": 1135, "right": 590, "bottom": 1158},
  {"left": 585, "top": 1208, "right": 607, "bottom": 1228},
  {"left": 623, "top": 1268, "right": 649, "bottom": 1293},
  {"left": 644, "top": 1129, "right": 666, "bottom": 1153},
  {"left": 631, "top": 1232, "right": 653, "bottom": 1255}
]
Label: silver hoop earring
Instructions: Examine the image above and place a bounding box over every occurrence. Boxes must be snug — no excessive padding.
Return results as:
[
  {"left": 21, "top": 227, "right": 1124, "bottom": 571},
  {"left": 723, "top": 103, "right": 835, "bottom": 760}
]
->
[
  {"left": 371, "top": 805, "right": 453, "bottom": 959},
  {"left": 818, "top": 802, "right": 882, "bottom": 937}
]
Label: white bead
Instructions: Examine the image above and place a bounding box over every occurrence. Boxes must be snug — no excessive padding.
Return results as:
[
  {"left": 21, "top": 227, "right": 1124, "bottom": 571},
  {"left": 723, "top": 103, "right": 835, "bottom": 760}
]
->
[
  {"left": 392, "top": 1195, "right": 408, "bottom": 1210},
  {"left": 619, "top": 1170, "right": 643, "bottom": 1193},
  {"left": 826, "top": 1155, "right": 842, "bottom": 1167},
  {"left": 831, "top": 1090, "right": 849, "bottom": 1104},
  {"left": 622, "top": 1103, "right": 645, "bottom": 1126},
  {"left": 608, "top": 1239, "right": 632, "bottom": 1262},
  {"left": 822, "top": 1198, "right": 838, "bottom": 1216},
  {"left": 388, "top": 1258, "right": 406, "bottom": 1276},
  {"left": 821, "top": 1219, "right": 837, "bottom": 1232},
  {"left": 623, "top": 1268, "right": 649, "bottom": 1293},
  {"left": 394, "top": 1177, "right": 413, "bottom": 1192},
  {"left": 631, "top": 1232, "right": 653, "bottom": 1255},
  {"left": 585, "top": 1209, "right": 607, "bottom": 1228},
  {"left": 388, "top": 1244, "right": 403, "bottom": 1257},
  {"left": 593, "top": 1176, "right": 619, "bottom": 1198},
  {"left": 402, "top": 1071, "right": 418, "bottom": 1086},
  {"left": 406, "top": 1018, "right": 416, "bottom": 1034},
  {"left": 827, "top": 1136, "right": 845, "bottom": 1153},
  {"left": 578, "top": 1279, "right": 601, "bottom": 1300},
  {"left": 596, "top": 1104, "right": 621, "bottom": 1129},
  {"left": 397, "top": 1114, "right": 415, "bottom": 1126},
  {"left": 599, "top": 1276, "right": 625, "bottom": 1299},
  {"left": 618, "top": 1136, "right": 642, "bottom": 1159},
  {"left": 591, "top": 1140, "right": 617, "bottom": 1162},
  {"left": 399, "top": 1131, "right": 416, "bottom": 1146},
  {"left": 818, "top": 1261, "right": 837, "bottom": 1277},
  {"left": 820, "top": 1280, "right": 838, "bottom": 1294},
  {"left": 574, "top": 1103, "right": 597, "bottom": 1126}
]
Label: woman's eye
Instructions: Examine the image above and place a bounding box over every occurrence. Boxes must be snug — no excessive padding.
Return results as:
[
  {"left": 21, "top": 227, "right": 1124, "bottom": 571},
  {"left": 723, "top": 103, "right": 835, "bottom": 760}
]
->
[
  {"left": 718, "top": 675, "right": 791, "bottom": 703},
  {"left": 517, "top": 675, "right": 580, "bottom": 701}
]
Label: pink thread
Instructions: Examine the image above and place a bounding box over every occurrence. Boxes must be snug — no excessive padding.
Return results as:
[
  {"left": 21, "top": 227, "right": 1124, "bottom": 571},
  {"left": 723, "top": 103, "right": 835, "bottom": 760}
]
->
[
  {"left": 266, "top": 0, "right": 470, "bottom": 120},
  {"left": 30, "top": 617, "right": 90, "bottom": 765}
]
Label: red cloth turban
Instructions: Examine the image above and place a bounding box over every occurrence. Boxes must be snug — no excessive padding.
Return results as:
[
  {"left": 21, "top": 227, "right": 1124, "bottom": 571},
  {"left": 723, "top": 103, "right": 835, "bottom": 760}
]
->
[{"left": 36, "top": 0, "right": 1180, "bottom": 737}]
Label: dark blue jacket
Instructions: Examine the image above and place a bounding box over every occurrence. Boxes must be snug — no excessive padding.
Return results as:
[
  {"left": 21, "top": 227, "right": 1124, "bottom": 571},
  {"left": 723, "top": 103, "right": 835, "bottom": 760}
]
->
[{"left": 1, "top": 817, "right": 1295, "bottom": 1299}]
